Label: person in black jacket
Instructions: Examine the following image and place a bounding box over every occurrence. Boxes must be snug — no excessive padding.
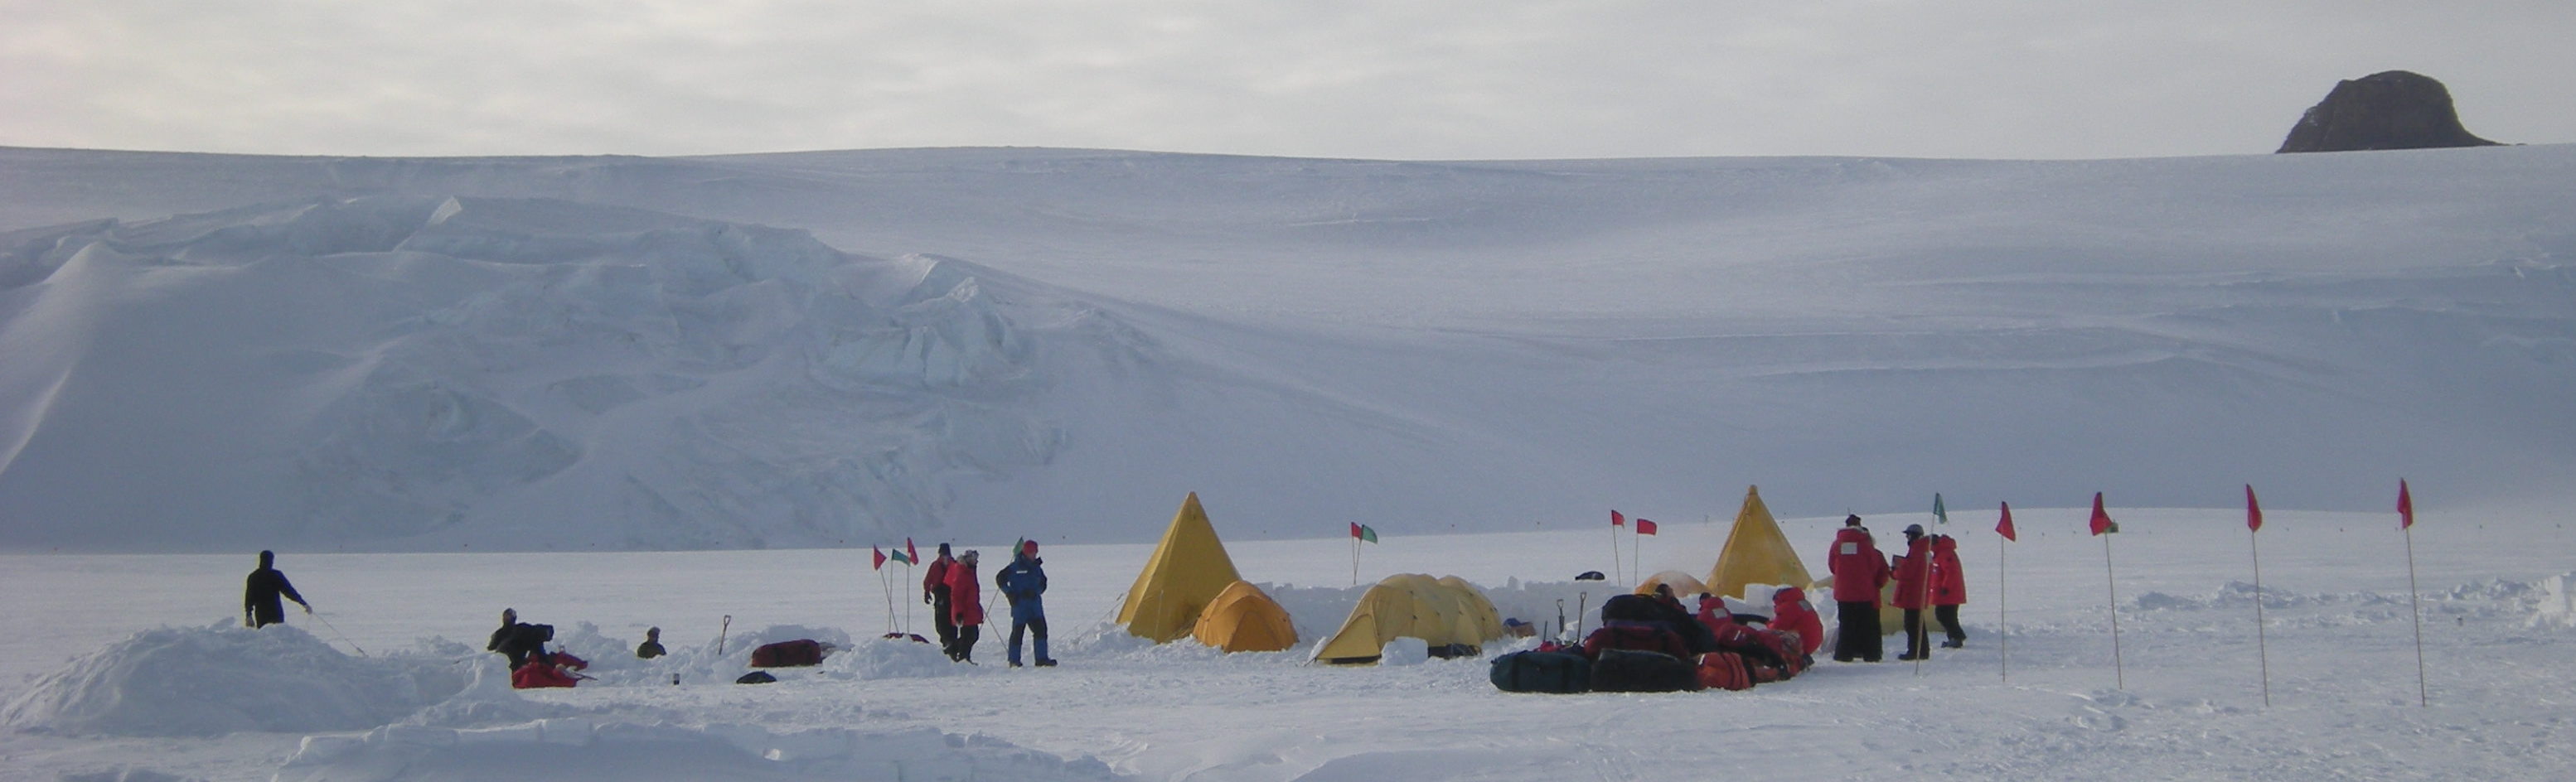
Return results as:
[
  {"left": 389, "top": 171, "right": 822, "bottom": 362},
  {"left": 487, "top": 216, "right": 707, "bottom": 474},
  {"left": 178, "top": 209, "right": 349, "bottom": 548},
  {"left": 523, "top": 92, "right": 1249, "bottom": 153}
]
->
[
  {"left": 486, "top": 608, "right": 554, "bottom": 670},
  {"left": 636, "top": 626, "right": 667, "bottom": 659},
  {"left": 243, "top": 550, "right": 312, "bottom": 628}
]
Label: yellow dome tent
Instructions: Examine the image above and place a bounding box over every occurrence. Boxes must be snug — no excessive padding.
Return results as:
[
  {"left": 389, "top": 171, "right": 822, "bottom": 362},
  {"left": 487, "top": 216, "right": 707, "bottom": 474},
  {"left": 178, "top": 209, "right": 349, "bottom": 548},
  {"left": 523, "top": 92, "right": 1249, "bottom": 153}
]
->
[
  {"left": 1634, "top": 570, "right": 1712, "bottom": 599},
  {"left": 1116, "top": 492, "right": 1246, "bottom": 642},
  {"left": 1310, "top": 573, "right": 1503, "bottom": 665},
  {"left": 1702, "top": 485, "right": 1816, "bottom": 601},
  {"left": 1191, "top": 580, "right": 1299, "bottom": 652}
]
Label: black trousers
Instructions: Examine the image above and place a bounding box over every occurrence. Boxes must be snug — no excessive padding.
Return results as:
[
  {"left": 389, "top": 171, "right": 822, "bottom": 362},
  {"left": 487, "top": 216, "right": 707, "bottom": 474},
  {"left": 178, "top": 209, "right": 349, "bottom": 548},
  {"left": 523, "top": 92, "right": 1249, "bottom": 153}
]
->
[
  {"left": 1935, "top": 605, "right": 1966, "bottom": 644},
  {"left": 1834, "top": 601, "right": 1882, "bottom": 662},
  {"left": 930, "top": 588, "right": 957, "bottom": 656},
  {"left": 952, "top": 624, "right": 980, "bottom": 662},
  {"left": 1901, "top": 609, "right": 1931, "bottom": 659}
]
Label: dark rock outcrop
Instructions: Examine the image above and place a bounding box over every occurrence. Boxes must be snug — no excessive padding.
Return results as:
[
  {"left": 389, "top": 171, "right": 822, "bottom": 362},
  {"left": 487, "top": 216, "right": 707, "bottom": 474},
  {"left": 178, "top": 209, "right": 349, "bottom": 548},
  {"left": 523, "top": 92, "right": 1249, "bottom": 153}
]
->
[{"left": 2278, "top": 70, "right": 2499, "bottom": 153}]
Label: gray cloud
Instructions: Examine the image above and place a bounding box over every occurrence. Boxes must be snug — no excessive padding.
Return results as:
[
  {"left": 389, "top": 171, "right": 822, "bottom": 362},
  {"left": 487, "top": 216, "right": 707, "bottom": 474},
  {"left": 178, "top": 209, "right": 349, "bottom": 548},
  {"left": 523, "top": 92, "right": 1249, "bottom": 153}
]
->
[{"left": 3, "top": 0, "right": 2567, "bottom": 159}]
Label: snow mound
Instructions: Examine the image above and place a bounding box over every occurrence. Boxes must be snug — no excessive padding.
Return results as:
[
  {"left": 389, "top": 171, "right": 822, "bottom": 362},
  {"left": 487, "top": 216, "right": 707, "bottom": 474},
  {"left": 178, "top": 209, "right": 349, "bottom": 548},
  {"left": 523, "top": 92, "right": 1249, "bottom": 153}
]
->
[
  {"left": 0, "top": 621, "right": 462, "bottom": 737},
  {"left": 277, "top": 720, "right": 1122, "bottom": 782},
  {"left": 816, "top": 635, "right": 967, "bottom": 680}
]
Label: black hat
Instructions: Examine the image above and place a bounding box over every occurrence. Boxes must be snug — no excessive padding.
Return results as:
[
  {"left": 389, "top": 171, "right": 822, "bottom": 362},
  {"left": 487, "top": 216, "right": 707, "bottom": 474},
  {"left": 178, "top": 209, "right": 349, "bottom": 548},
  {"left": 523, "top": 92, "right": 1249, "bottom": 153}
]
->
[
  {"left": 1844, "top": 514, "right": 1863, "bottom": 527},
  {"left": 1904, "top": 524, "right": 1925, "bottom": 538}
]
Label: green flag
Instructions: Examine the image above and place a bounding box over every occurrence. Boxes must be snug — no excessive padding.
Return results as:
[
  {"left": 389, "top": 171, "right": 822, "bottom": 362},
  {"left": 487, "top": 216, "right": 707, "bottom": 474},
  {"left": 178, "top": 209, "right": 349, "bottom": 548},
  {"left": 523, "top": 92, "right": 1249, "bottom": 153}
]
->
[
  {"left": 1933, "top": 493, "right": 1949, "bottom": 525},
  {"left": 1358, "top": 524, "right": 1378, "bottom": 543}
]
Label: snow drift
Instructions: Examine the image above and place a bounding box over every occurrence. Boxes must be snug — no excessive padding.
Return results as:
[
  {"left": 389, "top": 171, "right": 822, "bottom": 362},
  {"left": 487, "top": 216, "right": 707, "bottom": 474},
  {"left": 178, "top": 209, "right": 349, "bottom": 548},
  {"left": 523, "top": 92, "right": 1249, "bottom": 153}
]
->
[{"left": 0, "top": 622, "right": 462, "bottom": 737}]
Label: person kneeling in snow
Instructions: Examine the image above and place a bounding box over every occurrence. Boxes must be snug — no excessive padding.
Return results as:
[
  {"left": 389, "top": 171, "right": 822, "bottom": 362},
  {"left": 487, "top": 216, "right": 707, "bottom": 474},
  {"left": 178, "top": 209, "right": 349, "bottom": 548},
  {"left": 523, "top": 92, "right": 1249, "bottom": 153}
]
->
[{"left": 997, "top": 540, "right": 1057, "bottom": 668}]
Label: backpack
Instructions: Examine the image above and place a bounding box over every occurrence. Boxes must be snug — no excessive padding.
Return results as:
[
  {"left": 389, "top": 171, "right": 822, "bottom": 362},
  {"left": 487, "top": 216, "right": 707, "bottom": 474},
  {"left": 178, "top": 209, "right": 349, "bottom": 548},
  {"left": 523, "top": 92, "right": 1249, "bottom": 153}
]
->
[
  {"left": 1696, "top": 652, "right": 1754, "bottom": 692},
  {"left": 1600, "top": 594, "right": 1672, "bottom": 623},
  {"left": 1581, "top": 622, "right": 1690, "bottom": 660},
  {"left": 1590, "top": 649, "right": 1702, "bottom": 693},
  {"left": 1488, "top": 650, "right": 1592, "bottom": 693},
  {"left": 749, "top": 639, "right": 826, "bottom": 668}
]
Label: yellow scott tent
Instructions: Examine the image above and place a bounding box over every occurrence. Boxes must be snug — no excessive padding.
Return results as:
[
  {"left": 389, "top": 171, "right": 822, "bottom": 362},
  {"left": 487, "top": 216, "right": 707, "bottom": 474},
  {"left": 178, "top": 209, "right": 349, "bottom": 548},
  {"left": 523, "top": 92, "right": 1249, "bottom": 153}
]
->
[
  {"left": 1310, "top": 573, "right": 1503, "bottom": 665},
  {"left": 1191, "top": 580, "right": 1299, "bottom": 652},
  {"left": 1703, "top": 485, "right": 1816, "bottom": 601},
  {"left": 1117, "top": 492, "right": 1246, "bottom": 642}
]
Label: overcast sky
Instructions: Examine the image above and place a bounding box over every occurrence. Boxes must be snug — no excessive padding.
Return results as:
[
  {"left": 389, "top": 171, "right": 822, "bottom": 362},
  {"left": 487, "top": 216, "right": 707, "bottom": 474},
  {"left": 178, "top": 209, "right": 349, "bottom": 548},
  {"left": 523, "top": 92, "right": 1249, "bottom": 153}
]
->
[{"left": 4, "top": 1, "right": 2568, "bottom": 161}]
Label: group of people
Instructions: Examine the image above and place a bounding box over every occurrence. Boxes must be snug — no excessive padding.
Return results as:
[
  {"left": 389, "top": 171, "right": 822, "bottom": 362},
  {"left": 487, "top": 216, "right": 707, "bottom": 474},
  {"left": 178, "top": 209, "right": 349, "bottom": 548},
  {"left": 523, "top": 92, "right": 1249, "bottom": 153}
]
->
[
  {"left": 919, "top": 540, "right": 1058, "bottom": 668},
  {"left": 1824, "top": 515, "right": 1968, "bottom": 662}
]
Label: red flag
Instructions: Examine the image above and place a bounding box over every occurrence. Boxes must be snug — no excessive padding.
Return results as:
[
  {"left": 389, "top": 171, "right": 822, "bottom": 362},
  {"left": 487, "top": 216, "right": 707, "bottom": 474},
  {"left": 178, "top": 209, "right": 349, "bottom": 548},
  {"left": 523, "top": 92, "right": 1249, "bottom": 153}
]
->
[
  {"left": 1350, "top": 522, "right": 1363, "bottom": 539},
  {"left": 2245, "top": 485, "right": 2264, "bottom": 533},
  {"left": 1610, "top": 509, "right": 1625, "bottom": 528},
  {"left": 906, "top": 538, "right": 918, "bottom": 565},
  {"left": 871, "top": 546, "right": 888, "bottom": 571},
  {"left": 2398, "top": 480, "right": 2414, "bottom": 529},
  {"left": 1636, "top": 519, "right": 1658, "bottom": 535},
  {"left": 2089, "top": 492, "right": 2115, "bottom": 536},
  {"left": 1996, "top": 502, "right": 2017, "bottom": 541}
]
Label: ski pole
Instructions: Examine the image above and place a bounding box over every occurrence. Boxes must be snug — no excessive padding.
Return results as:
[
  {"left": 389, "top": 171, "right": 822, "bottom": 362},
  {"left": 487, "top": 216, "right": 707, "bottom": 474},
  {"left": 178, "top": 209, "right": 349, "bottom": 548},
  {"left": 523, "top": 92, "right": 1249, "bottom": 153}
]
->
[{"left": 309, "top": 611, "right": 368, "bottom": 657}]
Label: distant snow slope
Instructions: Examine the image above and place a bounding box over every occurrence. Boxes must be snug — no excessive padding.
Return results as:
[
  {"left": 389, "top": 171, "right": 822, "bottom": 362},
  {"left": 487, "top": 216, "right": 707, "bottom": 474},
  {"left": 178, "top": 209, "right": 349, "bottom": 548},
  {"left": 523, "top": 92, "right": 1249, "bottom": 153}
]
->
[{"left": 0, "top": 146, "right": 2571, "bottom": 551}]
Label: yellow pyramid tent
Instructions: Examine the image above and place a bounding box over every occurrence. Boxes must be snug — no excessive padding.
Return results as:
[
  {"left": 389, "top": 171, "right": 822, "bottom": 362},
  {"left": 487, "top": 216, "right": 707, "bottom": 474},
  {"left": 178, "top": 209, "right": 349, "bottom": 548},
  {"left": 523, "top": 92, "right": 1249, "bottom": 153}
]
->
[
  {"left": 1311, "top": 573, "right": 1503, "bottom": 665},
  {"left": 1117, "top": 492, "right": 1246, "bottom": 642},
  {"left": 1191, "top": 580, "right": 1299, "bottom": 652},
  {"left": 1703, "top": 485, "right": 1817, "bottom": 601}
]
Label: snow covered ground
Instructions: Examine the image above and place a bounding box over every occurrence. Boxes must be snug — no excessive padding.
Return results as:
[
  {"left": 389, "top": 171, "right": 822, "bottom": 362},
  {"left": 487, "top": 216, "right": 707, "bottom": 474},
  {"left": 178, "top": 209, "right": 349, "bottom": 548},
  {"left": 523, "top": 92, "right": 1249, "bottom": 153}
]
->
[{"left": 4, "top": 505, "right": 2573, "bottom": 781}]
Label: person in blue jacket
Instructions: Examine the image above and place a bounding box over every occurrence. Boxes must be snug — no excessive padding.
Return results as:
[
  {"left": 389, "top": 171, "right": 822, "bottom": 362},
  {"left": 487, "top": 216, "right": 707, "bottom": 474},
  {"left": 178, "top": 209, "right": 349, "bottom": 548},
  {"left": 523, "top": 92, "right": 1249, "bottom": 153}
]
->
[{"left": 996, "top": 540, "right": 1058, "bottom": 668}]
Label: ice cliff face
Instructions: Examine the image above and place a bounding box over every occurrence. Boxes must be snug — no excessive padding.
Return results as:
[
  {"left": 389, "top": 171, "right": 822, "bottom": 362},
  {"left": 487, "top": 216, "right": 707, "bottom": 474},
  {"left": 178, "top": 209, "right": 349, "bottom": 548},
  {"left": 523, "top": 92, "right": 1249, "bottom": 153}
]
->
[{"left": 0, "top": 196, "right": 1062, "bottom": 549}]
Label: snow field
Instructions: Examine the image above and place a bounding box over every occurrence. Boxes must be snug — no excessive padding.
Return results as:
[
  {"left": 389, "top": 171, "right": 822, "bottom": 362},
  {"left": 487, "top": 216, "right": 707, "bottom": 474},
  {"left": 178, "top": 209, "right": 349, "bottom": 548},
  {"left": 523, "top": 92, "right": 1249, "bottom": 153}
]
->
[{"left": 4, "top": 507, "right": 2571, "bottom": 780}]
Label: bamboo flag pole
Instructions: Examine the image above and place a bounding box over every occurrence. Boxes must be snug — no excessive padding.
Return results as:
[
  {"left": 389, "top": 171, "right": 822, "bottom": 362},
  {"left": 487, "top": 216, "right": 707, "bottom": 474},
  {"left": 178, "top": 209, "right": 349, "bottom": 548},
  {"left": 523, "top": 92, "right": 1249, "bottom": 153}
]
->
[
  {"left": 880, "top": 562, "right": 897, "bottom": 635},
  {"left": 1610, "top": 510, "right": 1625, "bottom": 584},
  {"left": 1997, "top": 501, "right": 2014, "bottom": 682},
  {"left": 2248, "top": 485, "right": 2271, "bottom": 707},
  {"left": 2400, "top": 480, "right": 2427, "bottom": 707},
  {"left": 2091, "top": 492, "right": 2124, "bottom": 690}
]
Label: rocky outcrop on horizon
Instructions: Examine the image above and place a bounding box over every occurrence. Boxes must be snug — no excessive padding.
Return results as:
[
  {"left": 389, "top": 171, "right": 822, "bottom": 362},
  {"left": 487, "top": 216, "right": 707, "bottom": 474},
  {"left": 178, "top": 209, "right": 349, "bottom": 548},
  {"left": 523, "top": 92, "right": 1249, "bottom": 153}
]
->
[{"left": 2278, "top": 70, "right": 2498, "bottom": 153}]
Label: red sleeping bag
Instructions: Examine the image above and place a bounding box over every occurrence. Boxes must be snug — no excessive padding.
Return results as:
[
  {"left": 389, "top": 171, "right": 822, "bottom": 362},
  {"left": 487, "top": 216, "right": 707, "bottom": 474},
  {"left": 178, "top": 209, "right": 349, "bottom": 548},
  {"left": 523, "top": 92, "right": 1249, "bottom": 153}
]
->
[{"left": 511, "top": 652, "right": 588, "bottom": 689}]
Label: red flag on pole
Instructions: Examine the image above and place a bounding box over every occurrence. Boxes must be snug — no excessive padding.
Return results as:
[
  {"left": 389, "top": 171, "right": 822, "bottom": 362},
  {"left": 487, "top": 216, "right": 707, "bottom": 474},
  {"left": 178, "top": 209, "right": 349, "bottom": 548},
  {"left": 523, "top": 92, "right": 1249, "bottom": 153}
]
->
[
  {"left": 1996, "top": 502, "right": 2017, "bottom": 541},
  {"left": 1350, "top": 522, "right": 1363, "bottom": 539},
  {"left": 1610, "top": 509, "right": 1625, "bottom": 528},
  {"left": 1636, "top": 519, "right": 1658, "bottom": 535},
  {"left": 871, "top": 546, "right": 887, "bottom": 571},
  {"left": 2089, "top": 492, "right": 2116, "bottom": 536},
  {"left": 2398, "top": 480, "right": 2414, "bottom": 529},
  {"left": 2245, "top": 485, "right": 2264, "bottom": 532},
  {"left": 906, "top": 538, "right": 918, "bottom": 565}
]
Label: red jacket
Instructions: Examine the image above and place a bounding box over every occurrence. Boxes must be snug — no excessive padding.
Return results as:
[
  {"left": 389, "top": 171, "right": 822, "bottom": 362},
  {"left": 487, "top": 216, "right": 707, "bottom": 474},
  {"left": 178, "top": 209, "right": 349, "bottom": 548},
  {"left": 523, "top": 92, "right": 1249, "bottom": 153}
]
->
[
  {"left": 1930, "top": 535, "right": 1966, "bottom": 606},
  {"left": 1769, "top": 586, "right": 1826, "bottom": 654},
  {"left": 1890, "top": 535, "right": 1933, "bottom": 610},
  {"left": 944, "top": 560, "right": 984, "bottom": 625},
  {"left": 1825, "top": 527, "right": 1889, "bottom": 604},
  {"left": 922, "top": 555, "right": 953, "bottom": 598}
]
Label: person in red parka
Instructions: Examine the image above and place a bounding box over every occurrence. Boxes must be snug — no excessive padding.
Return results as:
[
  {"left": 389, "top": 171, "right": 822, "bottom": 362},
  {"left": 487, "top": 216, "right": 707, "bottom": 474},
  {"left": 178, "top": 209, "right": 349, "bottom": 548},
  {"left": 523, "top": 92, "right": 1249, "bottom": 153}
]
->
[
  {"left": 1890, "top": 524, "right": 1934, "bottom": 660},
  {"left": 942, "top": 549, "right": 985, "bottom": 663},
  {"left": 922, "top": 543, "right": 958, "bottom": 659},
  {"left": 1825, "top": 514, "right": 1891, "bottom": 663},
  {"left": 1929, "top": 533, "right": 1968, "bottom": 649},
  {"left": 1770, "top": 586, "right": 1827, "bottom": 656}
]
